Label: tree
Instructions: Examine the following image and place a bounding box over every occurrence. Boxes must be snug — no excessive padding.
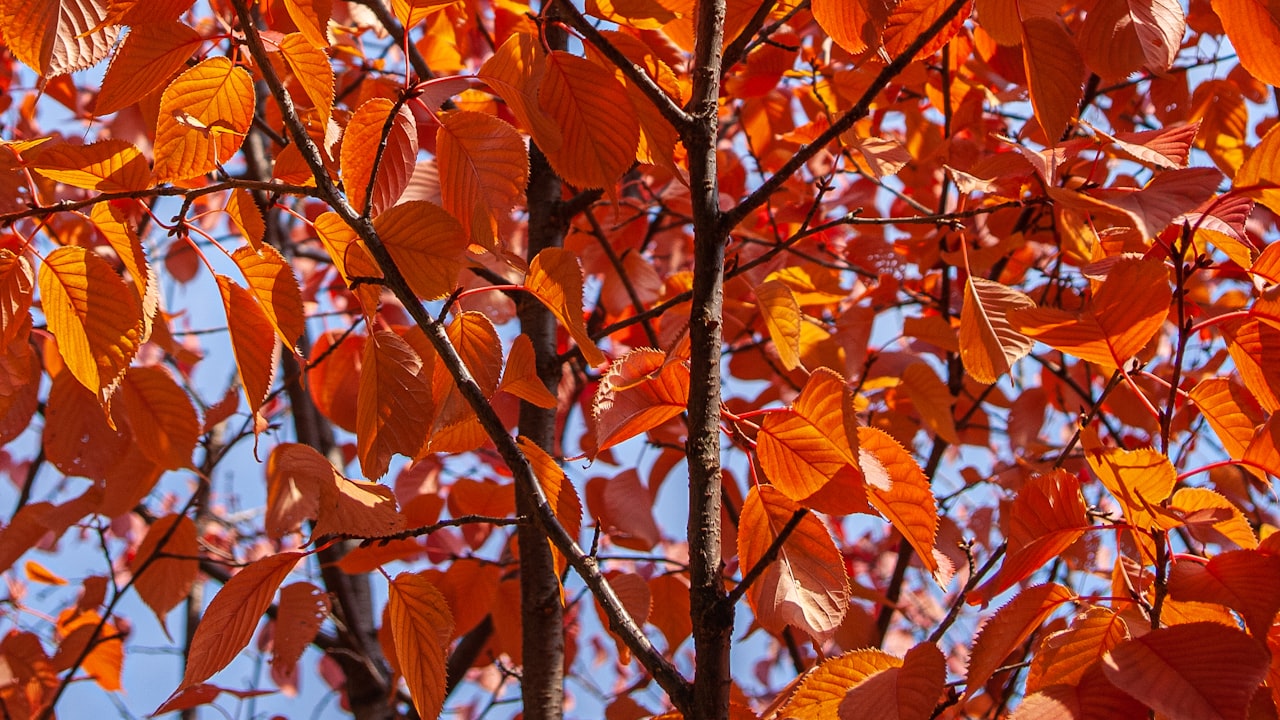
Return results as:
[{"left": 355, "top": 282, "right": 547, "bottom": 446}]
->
[{"left": 1, "top": 0, "right": 1279, "bottom": 717}]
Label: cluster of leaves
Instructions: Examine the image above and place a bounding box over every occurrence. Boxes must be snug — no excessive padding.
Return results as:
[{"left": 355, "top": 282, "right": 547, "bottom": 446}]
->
[{"left": 2, "top": 0, "right": 1280, "bottom": 717}]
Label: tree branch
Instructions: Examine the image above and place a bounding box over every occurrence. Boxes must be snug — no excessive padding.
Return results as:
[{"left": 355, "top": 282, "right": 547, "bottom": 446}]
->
[{"left": 721, "top": 509, "right": 807, "bottom": 609}]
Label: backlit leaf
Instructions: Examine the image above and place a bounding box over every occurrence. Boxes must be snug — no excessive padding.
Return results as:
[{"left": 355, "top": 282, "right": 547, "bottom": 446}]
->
[
  {"left": 39, "top": 245, "right": 142, "bottom": 405},
  {"left": 593, "top": 348, "right": 689, "bottom": 453},
  {"left": 0, "top": 250, "right": 33, "bottom": 345},
  {"left": 965, "top": 583, "right": 1076, "bottom": 699},
  {"left": 538, "top": 50, "right": 639, "bottom": 193},
  {"left": 757, "top": 368, "right": 869, "bottom": 514},
  {"left": 526, "top": 247, "right": 606, "bottom": 367},
  {"left": 429, "top": 312, "right": 498, "bottom": 438},
  {"left": 279, "top": 33, "right": 334, "bottom": 124},
  {"left": 387, "top": 572, "right": 454, "bottom": 720},
  {"left": 153, "top": 57, "right": 255, "bottom": 183},
  {"left": 1024, "top": 607, "right": 1130, "bottom": 693},
  {"left": 129, "top": 514, "right": 199, "bottom": 632},
  {"left": 498, "top": 334, "right": 558, "bottom": 408},
  {"left": 217, "top": 275, "right": 277, "bottom": 416},
  {"left": 1171, "top": 487, "right": 1258, "bottom": 550},
  {"left": 313, "top": 210, "right": 382, "bottom": 316},
  {"left": 1086, "top": 445, "right": 1175, "bottom": 530},
  {"left": 1022, "top": 17, "right": 1085, "bottom": 142},
  {"left": 180, "top": 551, "right": 303, "bottom": 688},
  {"left": 0, "top": 0, "right": 118, "bottom": 76},
  {"left": 1102, "top": 622, "right": 1269, "bottom": 720},
  {"left": 519, "top": 436, "right": 583, "bottom": 577},
  {"left": 224, "top": 187, "right": 265, "bottom": 249},
  {"left": 282, "top": 0, "right": 331, "bottom": 47},
  {"left": 1235, "top": 122, "right": 1280, "bottom": 215},
  {"left": 373, "top": 200, "right": 469, "bottom": 301},
  {"left": 477, "top": 32, "right": 562, "bottom": 153},
  {"left": 739, "top": 484, "right": 850, "bottom": 642},
  {"left": 341, "top": 98, "right": 417, "bottom": 217},
  {"left": 836, "top": 642, "right": 946, "bottom": 720},
  {"left": 90, "top": 202, "right": 157, "bottom": 341},
  {"left": 771, "top": 649, "right": 902, "bottom": 719},
  {"left": 1210, "top": 0, "right": 1280, "bottom": 87},
  {"left": 1190, "top": 377, "right": 1264, "bottom": 475},
  {"left": 93, "top": 21, "right": 202, "bottom": 116},
  {"left": 272, "top": 583, "right": 330, "bottom": 672},
  {"left": 1013, "top": 665, "right": 1148, "bottom": 720},
  {"left": 118, "top": 365, "right": 199, "bottom": 471},
  {"left": 960, "top": 276, "right": 1036, "bottom": 384},
  {"left": 900, "top": 362, "right": 959, "bottom": 445},
  {"left": 24, "top": 560, "right": 65, "bottom": 586},
  {"left": 754, "top": 280, "right": 802, "bottom": 371},
  {"left": 231, "top": 245, "right": 305, "bottom": 350},
  {"left": 858, "top": 426, "right": 943, "bottom": 581},
  {"left": 1168, "top": 550, "right": 1280, "bottom": 635},
  {"left": 1008, "top": 256, "right": 1171, "bottom": 370},
  {"left": 314, "top": 465, "right": 407, "bottom": 540},
  {"left": 30, "top": 139, "right": 150, "bottom": 192},
  {"left": 357, "top": 330, "right": 432, "bottom": 480},
  {"left": 436, "top": 110, "right": 528, "bottom": 248},
  {"left": 812, "top": 0, "right": 884, "bottom": 54},
  {"left": 265, "top": 443, "right": 324, "bottom": 540},
  {"left": 390, "top": 0, "right": 457, "bottom": 27},
  {"left": 882, "top": 0, "right": 973, "bottom": 60}
]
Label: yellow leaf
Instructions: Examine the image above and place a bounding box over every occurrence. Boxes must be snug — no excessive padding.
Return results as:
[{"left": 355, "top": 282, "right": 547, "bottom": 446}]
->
[
  {"left": 387, "top": 572, "right": 454, "bottom": 719},
  {"left": 153, "top": 57, "right": 255, "bottom": 183},
  {"left": 358, "top": 330, "right": 432, "bottom": 480},
  {"left": 24, "top": 560, "right": 66, "bottom": 586},
  {"left": 30, "top": 139, "right": 150, "bottom": 192},
  {"left": 436, "top": 110, "right": 528, "bottom": 248},
  {"left": 0, "top": 0, "right": 118, "bottom": 76},
  {"left": 739, "top": 485, "right": 850, "bottom": 642},
  {"left": 756, "top": 368, "right": 868, "bottom": 514},
  {"left": 39, "top": 245, "right": 142, "bottom": 405},
  {"left": 118, "top": 365, "right": 199, "bottom": 471},
  {"left": 373, "top": 200, "right": 469, "bottom": 300},
  {"left": 1210, "top": 0, "right": 1280, "bottom": 87},
  {"left": 1085, "top": 445, "right": 1176, "bottom": 530},
  {"left": 754, "top": 280, "right": 802, "bottom": 371},
  {"left": 279, "top": 32, "right": 334, "bottom": 125},
  {"left": 129, "top": 514, "right": 199, "bottom": 632},
  {"left": 1008, "top": 256, "right": 1170, "bottom": 370},
  {"left": 901, "top": 362, "right": 959, "bottom": 445},
  {"left": 538, "top": 50, "right": 639, "bottom": 194},
  {"left": 341, "top": 98, "right": 417, "bottom": 217},
  {"left": 282, "top": 0, "right": 332, "bottom": 48},
  {"left": 217, "top": 275, "right": 278, "bottom": 416},
  {"left": 593, "top": 348, "right": 689, "bottom": 454},
  {"left": 498, "top": 333, "right": 558, "bottom": 408},
  {"left": 179, "top": 552, "right": 303, "bottom": 689},
  {"left": 858, "top": 426, "right": 943, "bottom": 582},
  {"left": 959, "top": 276, "right": 1036, "bottom": 384},
  {"left": 965, "top": 583, "right": 1076, "bottom": 699},
  {"left": 526, "top": 247, "right": 606, "bottom": 367},
  {"left": 1022, "top": 17, "right": 1085, "bottom": 142},
  {"left": 1235, "top": 121, "right": 1280, "bottom": 215},
  {"left": 93, "top": 21, "right": 202, "bottom": 116},
  {"left": 231, "top": 245, "right": 305, "bottom": 350},
  {"left": 771, "top": 649, "right": 903, "bottom": 719},
  {"left": 477, "top": 32, "right": 562, "bottom": 153},
  {"left": 224, "top": 187, "right": 265, "bottom": 250}
]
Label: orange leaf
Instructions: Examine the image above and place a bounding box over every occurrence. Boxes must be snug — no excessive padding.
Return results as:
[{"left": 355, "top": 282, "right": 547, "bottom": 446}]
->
[
  {"left": 1085, "top": 445, "right": 1175, "bottom": 530},
  {"left": 1098, "top": 166, "right": 1221, "bottom": 239},
  {"left": 756, "top": 368, "right": 869, "bottom": 514},
  {"left": 224, "top": 187, "right": 265, "bottom": 250},
  {"left": 357, "top": 330, "right": 432, "bottom": 479},
  {"left": 811, "top": 0, "right": 886, "bottom": 54},
  {"left": 428, "top": 311, "right": 498, "bottom": 437},
  {"left": 265, "top": 442, "right": 325, "bottom": 539},
  {"left": 0, "top": 328, "right": 38, "bottom": 446},
  {"left": 836, "top": 642, "right": 946, "bottom": 720},
  {"left": 39, "top": 245, "right": 142, "bottom": 406},
  {"left": 54, "top": 609, "right": 122, "bottom": 691},
  {"left": 739, "top": 485, "right": 850, "bottom": 642},
  {"left": 517, "top": 436, "right": 583, "bottom": 577},
  {"left": 858, "top": 426, "right": 943, "bottom": 582},
  {"left": 964, "top": 583, "right": 1076, "bottom": 699},
  {"left": 314, "top": 468, "right": 406, "bottom": 540},
  {"left": 478, "top": 32, "right": 562, "bottom": 153},
  {"left": 900, "top": 362, "right": 959, "bottom": 445},
  {"left": 593, "top": 348, "right": 689, "bottom": 453},
  {"left": 30, "top": 139, "right": 150, "bottom": 192},
  {"left": 341, "top": 97, "right": 416, "bottom": 217},
  {"left": 1021, "top": 17, "right": 1085, "bottom": 142},
  {"left": 1170, "top": 487, "right": 1258, "bottom": 550},
  {"left": 972, "top": 470, "right": 1090, "bottom": 604},
  {"left": 754, "top": 280, "right": 802, "bottom": 371},
  {"left": 129, "top": 514, "right": 199, "bottom": 632},
  {"left": 180, "top": 551, "right": 303, "bottom": 688},
  {"left": 390, "top": 0, "right": 457, "bottom": 27},
  {"left": 43, "top": 370, "right": 130, "bottom": 480},
  {"left": 526, "top": 247, "right": 606, "bottom": 367},
  {"left": 93, "top": 20, "right": 202, "bottom": 116},
  {"left": 117, "top": 365, "right": 200, "bottom": 471},
  {"left": 90, "top": 202, "right": 157, "bottom": 342},
  {"left": 231, "top": 245, "right": 305, "bottom": 350},
  {"left": 24, "top": 560, "right": 66, "bottom": 586},
  {"left": 98, "top": 0, "right": 192, "bottom": 26},
  {"left": 279, "top": 33, "right": 334, "bottom": 123},
  {"left": 281, "top": 0, "right": 332, "bottom": 47},
  {"left": 373, "top": 200, "right": 469, "bottom": 301},
  {"left": 586, "top": 470, "right": 662, "bottom": 550},
  {"left": 1190, "top": 377, "right": 1264, "bottom": 474},
  {"left": 771, "top": 649, "right": 903, "bottom": 719},
  {"left": 387, "top": 572, "right": 454, "bottom": 719},
  {"left": 882, "top": 0, "right": 972, "bottom": 60},
  {"left": 217, "top": 275, "right": 278, "bottom": 416},
  {"left": 313, "top": 210, "right": 382, "bottom": 316},
  {"left": 153, "top": 57, "right": 255, "bottom": 183},
  {"left": 1008, "top": 256, "right": 1170, "bottom": 370},
  {"left": 436, "top": 110, "right": 528, "bottom": 248},
  {"left": 1210, "top": 0, "right": 1280, "bottom": 87},
  {"left": 498, "top": 334, "right": 558, "bottom": 408},
  {"left": 592, "top": 30, "right": 684, "bottom": 178},
  {"left": 306, "top": 330, "right": 363, "bottom": 433},
  {"left": 1167, "top": 550, "right": 1280, "bottom": 636},
  {"left": 0, "top": 0, "right": 117, "bottom": 76},
  {"left": 1102, "top": 622, "right": 1269, "bottom": 720},
  {"left": 0, "top": 250, "right": 34, "bottom": 345},
  {"left": 1024, "top": 607, "right": 1130, "bottom": 694},
  {"left": 959, "top": 277, "right": 1036, "bottom": 384},
  {"left": 1222, "top": 318, "right": 1280, "bottom": 412},
  {"left": 272, "top": 582, "right": 330, "bottom": 671},
  {"left": 1235, "top": 121, "right": 1280, "bottom": 215},
  {"left": 538, "top": 50, "right": 639, "bottom": 194},
  {"left": 1013, "top": 665, "right": 1148, "bottom": 720}
]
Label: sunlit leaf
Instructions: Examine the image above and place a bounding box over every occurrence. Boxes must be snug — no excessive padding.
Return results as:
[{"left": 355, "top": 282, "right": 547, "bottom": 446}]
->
[
  {"left": 373, "top": 200, "right": 469, "bottom": 301},
  {"left": 812, "top": 0, "right": 884, "bottom": 54},
  {"left": 30, "top": 139, "right": 150, "bottom": 192},
  {"left": 279, "top": 33, "right": 334, "bottom": 124},
  {"left": 216, "top": 275, "right": 277, "bottom": 417},
  {"left": 0, "top": 250, "right": 34, "bottom": 345},
  {"left": 965, "top": 583, "right": 1076, "bottom": 699},
  {"left": 754, "top": 280, "right": 802, "bottom": 371},
  {"left": 960, "top": 277, "right": 1036, "bottom": 384},
  {"left": 518, "top": 436, "right": 583, "bottom": 577},
  {"left": 1190, "top": 377, "right": 1265, "bottom": 477},
  {"left": 387, "top": 572, "right": 454, "bottom": 720},
  {"left": 836, "top": 642, "right": 946, "bottom": 720},
  {"left": 357, "top": 330, "right": 432, "bottom": 479},
  {"left": 341, "top": 98, "right": 417, "bottom": 217},
  {"left": 436, "top": 109, "right": 528, "bottom": 248},
  {"left": 129, "top": 514, "right": 199, "bottom": 632},
  {"left": 858, "top": 426, "right": 943, "bottom": 582},
  {"left": 224, "top": 187, "right": 265, "bottom": 250},
  {"left": 900, "top": 362, "right": 959, "bottom": 445},
  {"left": 498, "top": 334, "right": 558, "bottom": 408},
  {"left": 281, "top": 0, "right": 332, "bottom": 48},
  {"left": 24, "top": 560, "right": 66, "bottom": 586},
  {"left": 538, "top": 50, "right": 639, "bottom": 194},
  {"left": 1167, "top": 550, "right": 1280, "bottom": 636},
  {"left": 118, "top": 365, "right": 199, "bottom": 471},
  {"left": 477, "top": 32, "right": 562, "bottom": 153},
  {"left": 1086, "top": 445, "right": 1175, "bottom": 531},
  {"left": 94, "top": 21, "right": 202, "bottom": 116},
  {"left": 272, "top": 583, "right": 330, "bottom": 672},
  {"left": 0, "top": 0, "right": 118, "bottom": 76},
  {"left": 526, "top": 247, "right": 606, "bottom": 367},
  {"left": 1022, "top": 17, "right": 1085, "bottom": 142},
  {"left": 593, "top": 348, "right": 689, "bottom": 453},
  {"left": 1171, "top": 487, "right": 1258, "bottom": 549},
  {"left": 771, "top": 649, "right": 902, "bottom": 719},
  {"left": 153, "top": 57, "right": 255, "bottom": 183},
  {"left": 1024, "top": 607, "right": 1130, "bottom": 694},
  {"left": 1210, "top": 0, "right": 1280, "bottom": 87},
  {"left": 1013, "top": 665, "right": 1148, "bottom": 720},
  {"left": 90, "top": 202, "right": 157, "bottom": 343},
  {"left": 1235, "top": 121, "right": 1280, "bottom": 215},
  {"left": 231, "top": 245, "right": 305, "bottom": 350},
  {"left": 882, "top": 0, "right": 972, "bottom": 60}
]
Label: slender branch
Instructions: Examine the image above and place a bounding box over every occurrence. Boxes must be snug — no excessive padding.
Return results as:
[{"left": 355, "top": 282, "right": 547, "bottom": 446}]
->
[
  {"left": 721, "top": 0, "right": 972, "bottom": 231},
  {"left": 719, "top": 0, "right": 779, "bottom": 73},
  {"left": 230, "top": 0, "right": 692, "bottom": 708},
  {"left": 722, "top": 509, "right": 807, "bottom": 608},
  {"left": 0, "top": 180, "right": 320, "bottom": 226},
  {"left": 349, "top": 515, "right": 526, "bottom": 544}
]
